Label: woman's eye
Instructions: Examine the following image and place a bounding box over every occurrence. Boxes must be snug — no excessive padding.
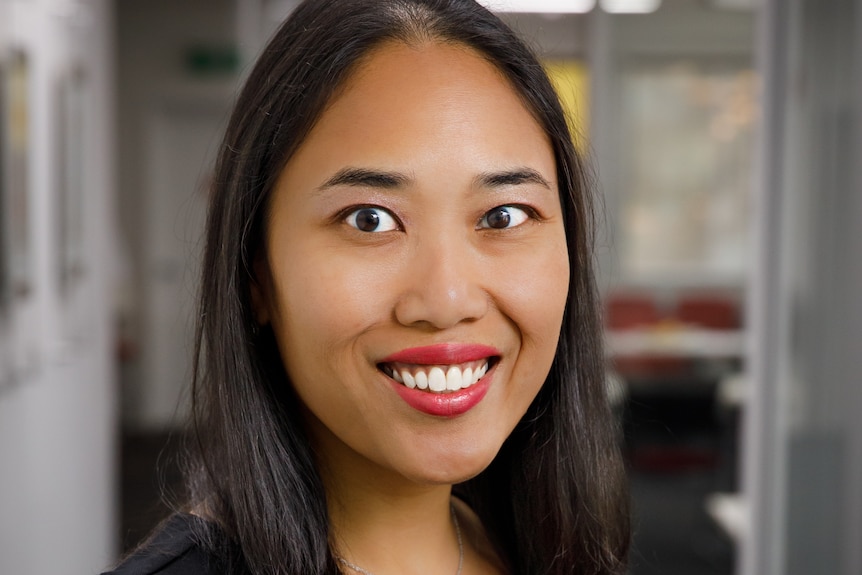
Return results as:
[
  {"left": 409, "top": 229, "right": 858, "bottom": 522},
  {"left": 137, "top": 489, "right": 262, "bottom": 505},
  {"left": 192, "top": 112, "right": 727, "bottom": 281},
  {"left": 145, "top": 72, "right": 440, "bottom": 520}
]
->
[
  {"left": 479, "top": 205, "right": 530, "bottom": 230},
  {"left": 345, "top": 207, "right": 399, "bottom": 233}
]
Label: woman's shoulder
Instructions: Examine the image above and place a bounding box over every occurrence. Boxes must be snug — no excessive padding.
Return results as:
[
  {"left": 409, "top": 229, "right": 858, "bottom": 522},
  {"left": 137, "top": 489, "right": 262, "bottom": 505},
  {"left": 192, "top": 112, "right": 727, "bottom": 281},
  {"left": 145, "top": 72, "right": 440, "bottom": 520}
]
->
[{"left": 101, "top": 514, "right": 232, "bottom": 575}]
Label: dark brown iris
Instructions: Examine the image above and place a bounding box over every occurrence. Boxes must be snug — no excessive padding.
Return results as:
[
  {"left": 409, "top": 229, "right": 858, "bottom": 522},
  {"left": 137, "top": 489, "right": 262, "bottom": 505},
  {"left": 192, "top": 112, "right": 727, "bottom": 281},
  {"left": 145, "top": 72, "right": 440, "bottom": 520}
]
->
[
  {"left": 355, "top": 208, "right": 380, "bottom": 232},
  {"left": 486, "top": 207, "right": 511, "bottom": 229}
]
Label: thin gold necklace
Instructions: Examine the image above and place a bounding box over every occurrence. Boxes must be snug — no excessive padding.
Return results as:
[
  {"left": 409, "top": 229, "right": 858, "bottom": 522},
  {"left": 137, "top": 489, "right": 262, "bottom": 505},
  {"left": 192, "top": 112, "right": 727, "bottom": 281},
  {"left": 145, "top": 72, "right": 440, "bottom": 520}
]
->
[{"left": 336, "top": 505, "right": 464, "bottom": 575}]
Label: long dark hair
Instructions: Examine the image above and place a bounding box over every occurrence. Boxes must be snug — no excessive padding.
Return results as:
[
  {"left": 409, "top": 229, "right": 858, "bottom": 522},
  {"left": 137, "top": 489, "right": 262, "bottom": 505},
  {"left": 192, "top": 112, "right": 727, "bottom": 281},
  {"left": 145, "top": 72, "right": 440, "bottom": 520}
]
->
[{"left": 189, "top": 1, "right": 630, "bottom": 573}]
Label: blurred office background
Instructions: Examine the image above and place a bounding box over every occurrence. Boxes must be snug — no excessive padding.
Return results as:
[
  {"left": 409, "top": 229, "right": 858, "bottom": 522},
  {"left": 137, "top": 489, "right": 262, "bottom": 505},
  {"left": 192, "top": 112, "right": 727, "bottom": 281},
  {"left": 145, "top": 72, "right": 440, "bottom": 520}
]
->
[{"left": 0, "top": 0, "right": 860, "bottom": 573}]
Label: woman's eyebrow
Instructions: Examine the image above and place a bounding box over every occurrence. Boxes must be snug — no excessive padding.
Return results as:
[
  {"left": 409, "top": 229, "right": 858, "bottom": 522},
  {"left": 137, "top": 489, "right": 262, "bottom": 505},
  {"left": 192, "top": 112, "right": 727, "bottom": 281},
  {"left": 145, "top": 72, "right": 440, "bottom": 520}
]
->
[
  {"left": 317, "top": 167, "right": 411, "bottom": 191},
  {"left": 474, "top": 168, "right": 551, "bottom": 190},
  {"left": 315, "top": 166, "right": 551, "bottom": 192}
]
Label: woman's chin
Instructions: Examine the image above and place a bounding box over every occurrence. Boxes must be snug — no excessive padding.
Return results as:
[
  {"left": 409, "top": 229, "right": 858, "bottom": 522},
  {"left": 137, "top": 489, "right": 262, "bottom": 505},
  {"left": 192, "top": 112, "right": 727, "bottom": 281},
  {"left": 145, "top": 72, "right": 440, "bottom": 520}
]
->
[{"left": 392, "top": 448, "right": 499, "bottom": 487}]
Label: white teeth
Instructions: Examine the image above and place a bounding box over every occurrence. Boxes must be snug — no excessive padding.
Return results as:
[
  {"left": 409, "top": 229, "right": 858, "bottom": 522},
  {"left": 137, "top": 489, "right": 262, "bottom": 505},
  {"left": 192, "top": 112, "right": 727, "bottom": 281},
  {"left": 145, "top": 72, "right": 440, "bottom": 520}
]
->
[
  {"left": 428, "top": 367, "right": 447, "bottom": 392},
  {"left": 446, "top": 366, "right": 461, "bottom": 391},
  {"left": 389, "top": 360, "right": 490, "bottom": 394},
  {"left": 462, "top": 367, "right": 473, "bottom": 388},
  {"left": 415, "top": 370, "right": 428, "bottom": 390}
]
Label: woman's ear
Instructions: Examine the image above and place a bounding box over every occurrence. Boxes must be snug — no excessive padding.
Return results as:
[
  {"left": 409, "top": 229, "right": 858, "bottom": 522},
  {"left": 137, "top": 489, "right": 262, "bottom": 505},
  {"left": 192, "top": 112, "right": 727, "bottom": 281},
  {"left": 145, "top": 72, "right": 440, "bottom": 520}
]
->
[{"left": 250, "top": 258, "right": 271, "bottom": 326}]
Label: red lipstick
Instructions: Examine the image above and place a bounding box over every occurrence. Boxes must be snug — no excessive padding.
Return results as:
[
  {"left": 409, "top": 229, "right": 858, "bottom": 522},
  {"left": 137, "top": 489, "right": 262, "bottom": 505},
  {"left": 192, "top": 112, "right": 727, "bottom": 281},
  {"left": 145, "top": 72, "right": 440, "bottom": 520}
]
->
[
  {"left": 389, "top": 369, "right": 494, "bottom": 417},
  {"left": 381, "top": 343, "right": 499, "bottom": 365},
  {"left": 380, "top": 343, "right": 499, "bottom": 417}
]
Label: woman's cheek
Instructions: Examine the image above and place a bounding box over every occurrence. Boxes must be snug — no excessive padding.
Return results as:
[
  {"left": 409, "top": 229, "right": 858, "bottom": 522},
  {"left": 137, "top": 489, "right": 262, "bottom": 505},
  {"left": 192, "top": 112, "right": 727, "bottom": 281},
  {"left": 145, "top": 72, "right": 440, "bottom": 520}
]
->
[
  {"left": 508, "top": 244, "right": 569, "bottom": 331},
  {"left": 280, "top": 246, "right": 398, "bottom": 342}
]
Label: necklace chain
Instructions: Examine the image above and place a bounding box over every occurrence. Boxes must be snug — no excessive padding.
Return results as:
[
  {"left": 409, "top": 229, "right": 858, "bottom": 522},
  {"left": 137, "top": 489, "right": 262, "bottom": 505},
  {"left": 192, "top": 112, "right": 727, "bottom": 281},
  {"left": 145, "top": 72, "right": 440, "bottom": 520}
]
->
[{"left": 336, "top": 505, "right": 463, "bottom": 575}]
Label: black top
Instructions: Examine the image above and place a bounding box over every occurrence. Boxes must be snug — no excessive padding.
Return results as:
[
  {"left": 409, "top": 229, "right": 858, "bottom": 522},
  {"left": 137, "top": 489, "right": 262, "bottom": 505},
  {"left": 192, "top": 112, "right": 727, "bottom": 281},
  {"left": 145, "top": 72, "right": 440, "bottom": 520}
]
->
[{"left": 102, "top": 514, "right": 232, "bottom": 575}]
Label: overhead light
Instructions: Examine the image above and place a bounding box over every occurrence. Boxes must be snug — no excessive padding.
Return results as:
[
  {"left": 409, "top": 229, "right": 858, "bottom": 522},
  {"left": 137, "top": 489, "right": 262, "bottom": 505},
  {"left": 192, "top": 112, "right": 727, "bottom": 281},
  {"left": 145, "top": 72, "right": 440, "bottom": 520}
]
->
[
  {"left": 600, "top": 0, "right": 662, "bottom": 13},
  {"left": 478, "top": 0, "right": 596, "bottom": 13}
]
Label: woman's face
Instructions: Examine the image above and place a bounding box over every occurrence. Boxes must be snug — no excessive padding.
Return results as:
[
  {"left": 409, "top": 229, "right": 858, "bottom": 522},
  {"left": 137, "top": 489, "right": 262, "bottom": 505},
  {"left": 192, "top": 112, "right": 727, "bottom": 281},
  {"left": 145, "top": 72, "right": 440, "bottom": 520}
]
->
[{"left": 255, "top": 41, "right": 569, "bottom": 486}]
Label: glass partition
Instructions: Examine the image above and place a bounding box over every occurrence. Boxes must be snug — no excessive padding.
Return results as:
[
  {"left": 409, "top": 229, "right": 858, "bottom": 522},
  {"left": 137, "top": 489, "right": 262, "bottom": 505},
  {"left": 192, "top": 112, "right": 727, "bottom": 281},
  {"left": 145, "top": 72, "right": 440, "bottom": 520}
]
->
[{"left": 742, "top": 1, "right": 862, "bottom": 574}]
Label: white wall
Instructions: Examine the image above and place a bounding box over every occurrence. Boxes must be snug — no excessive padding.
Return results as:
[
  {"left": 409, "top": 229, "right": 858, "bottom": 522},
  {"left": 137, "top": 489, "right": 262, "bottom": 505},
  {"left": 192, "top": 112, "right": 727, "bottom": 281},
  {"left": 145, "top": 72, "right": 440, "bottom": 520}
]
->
[{"left": 0, "top": 0, "right": 117, "bottom": 573}]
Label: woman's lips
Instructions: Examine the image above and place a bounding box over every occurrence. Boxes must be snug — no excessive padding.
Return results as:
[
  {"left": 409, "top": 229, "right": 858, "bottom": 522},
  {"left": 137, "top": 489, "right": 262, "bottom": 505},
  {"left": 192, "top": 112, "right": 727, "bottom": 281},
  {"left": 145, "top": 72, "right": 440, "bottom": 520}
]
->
[
  {"left": 379, "top": 344, "right": 499, "bottom": 417},
  {"left": 380, "top": 343, "right": 500, "bottom": 365},
  {"left": 387, "top": 368, "right": 494, "bottom": 417}
]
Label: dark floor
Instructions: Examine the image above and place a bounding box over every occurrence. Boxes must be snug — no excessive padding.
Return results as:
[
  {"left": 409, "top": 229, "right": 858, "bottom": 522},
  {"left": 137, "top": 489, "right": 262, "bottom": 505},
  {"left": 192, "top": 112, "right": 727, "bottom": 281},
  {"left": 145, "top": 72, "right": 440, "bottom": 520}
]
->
[
  {"left": 628, "top": 470, "right": 734, "bottom": 575},
  {"left": 624, "top": 383, "right": 737, "bottom": 575}
]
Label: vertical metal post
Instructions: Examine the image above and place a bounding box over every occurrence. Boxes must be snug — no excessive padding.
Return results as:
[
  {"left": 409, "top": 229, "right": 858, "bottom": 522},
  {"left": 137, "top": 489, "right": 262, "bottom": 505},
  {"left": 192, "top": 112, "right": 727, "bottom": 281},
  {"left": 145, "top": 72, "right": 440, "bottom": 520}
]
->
[{"left": 739, "top": 0, "right": 791, "bottom": 573}]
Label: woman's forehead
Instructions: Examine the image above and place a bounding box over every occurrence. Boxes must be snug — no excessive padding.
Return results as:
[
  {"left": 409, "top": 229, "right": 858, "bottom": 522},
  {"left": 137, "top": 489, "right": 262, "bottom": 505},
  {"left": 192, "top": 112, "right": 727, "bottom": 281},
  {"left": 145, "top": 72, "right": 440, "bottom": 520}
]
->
[
  {"left": 277, "top": 40, "right": 553, "bottom": 188},
  {"left": 337, "top": 40, "right": 516, "bottom": 112}
]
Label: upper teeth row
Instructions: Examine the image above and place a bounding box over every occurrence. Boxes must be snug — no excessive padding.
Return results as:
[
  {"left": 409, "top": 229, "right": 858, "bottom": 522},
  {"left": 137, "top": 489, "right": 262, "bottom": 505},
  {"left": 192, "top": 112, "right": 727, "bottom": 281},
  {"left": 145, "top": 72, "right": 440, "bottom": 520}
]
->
[{"left": 390, "top": 362, "right": 488, "bottom": 393}]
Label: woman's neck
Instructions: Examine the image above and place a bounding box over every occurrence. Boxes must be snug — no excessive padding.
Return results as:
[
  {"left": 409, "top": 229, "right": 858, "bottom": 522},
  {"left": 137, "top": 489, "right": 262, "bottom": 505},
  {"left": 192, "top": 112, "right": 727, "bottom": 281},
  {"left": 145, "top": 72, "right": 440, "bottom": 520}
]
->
[
  {"left": 306, "top": 408, "right": 505, "bottom": 574},
  {"left": 322, "top": 454, "right": 460, "bottom": 575}
]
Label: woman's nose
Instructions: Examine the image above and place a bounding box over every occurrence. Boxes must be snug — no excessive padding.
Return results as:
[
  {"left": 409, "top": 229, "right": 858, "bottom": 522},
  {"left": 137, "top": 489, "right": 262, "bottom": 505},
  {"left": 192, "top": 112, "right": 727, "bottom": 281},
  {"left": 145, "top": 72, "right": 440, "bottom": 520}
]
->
[{"left": 393, "top": 235, "right": 489, "bottom": 330}]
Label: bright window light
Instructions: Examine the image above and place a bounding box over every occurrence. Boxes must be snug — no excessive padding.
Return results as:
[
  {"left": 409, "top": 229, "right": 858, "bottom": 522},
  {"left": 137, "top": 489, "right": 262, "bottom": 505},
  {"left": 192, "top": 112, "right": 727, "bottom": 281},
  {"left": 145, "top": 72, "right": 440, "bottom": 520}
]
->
[
  {"left": 478, "top": 0, "right": 596, "bottom": 13},
  {"left": 599, "top": 0, "right": 662, "bottom": 13}
]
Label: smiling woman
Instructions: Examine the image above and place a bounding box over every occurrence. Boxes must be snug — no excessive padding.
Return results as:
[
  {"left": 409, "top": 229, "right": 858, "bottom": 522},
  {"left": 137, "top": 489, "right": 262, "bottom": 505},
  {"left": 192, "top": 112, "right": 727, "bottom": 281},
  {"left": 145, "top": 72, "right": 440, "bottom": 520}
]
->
[
  {"left": 103, "top": 1, "right": 629, "bottom": 575},
  {"left": 256, "top": 39, "right": 571, "bottom": 496}
]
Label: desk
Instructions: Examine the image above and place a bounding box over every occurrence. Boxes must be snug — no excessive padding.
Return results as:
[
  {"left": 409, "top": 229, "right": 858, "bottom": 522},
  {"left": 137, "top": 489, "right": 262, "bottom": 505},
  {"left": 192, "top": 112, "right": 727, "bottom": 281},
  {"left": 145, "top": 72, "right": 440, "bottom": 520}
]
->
[{"left": 606, "top": 327, "right": 747, "bottom": 359}]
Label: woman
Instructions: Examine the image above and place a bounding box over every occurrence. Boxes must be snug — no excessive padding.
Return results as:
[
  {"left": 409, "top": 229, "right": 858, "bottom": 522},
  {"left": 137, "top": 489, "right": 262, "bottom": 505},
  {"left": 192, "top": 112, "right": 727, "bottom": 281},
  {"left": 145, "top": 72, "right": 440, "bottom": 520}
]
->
[{"left": 106, "top": 0, "right": 629, "bottom": 573}]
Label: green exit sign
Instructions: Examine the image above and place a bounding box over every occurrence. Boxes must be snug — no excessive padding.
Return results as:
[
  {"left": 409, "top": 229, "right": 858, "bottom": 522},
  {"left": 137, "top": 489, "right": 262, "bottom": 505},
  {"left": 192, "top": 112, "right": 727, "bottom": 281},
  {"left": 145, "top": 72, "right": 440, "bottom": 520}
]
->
[{"left": 184, "top": 45, "right": 239, "bottom": 75}]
